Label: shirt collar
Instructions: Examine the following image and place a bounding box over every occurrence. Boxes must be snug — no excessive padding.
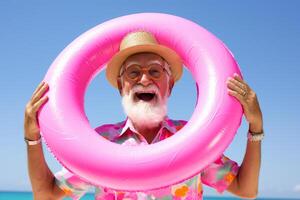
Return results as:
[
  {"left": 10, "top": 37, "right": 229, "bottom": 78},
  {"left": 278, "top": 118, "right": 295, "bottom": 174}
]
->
[{"left": 114, "top": 116, "right": 176, "bottom": 140}]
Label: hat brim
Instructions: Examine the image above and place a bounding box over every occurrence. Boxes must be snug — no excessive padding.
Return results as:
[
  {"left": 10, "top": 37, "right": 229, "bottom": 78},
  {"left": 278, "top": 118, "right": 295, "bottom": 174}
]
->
[{"left": 106, "top": 44, "right": 183, "bottom": 88}]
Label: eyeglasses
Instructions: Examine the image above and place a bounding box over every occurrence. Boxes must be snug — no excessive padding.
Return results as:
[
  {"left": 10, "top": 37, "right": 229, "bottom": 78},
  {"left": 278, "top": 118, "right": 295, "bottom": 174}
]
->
[{"left": 119, "top": 63, "right": 171, "bottom": 81}]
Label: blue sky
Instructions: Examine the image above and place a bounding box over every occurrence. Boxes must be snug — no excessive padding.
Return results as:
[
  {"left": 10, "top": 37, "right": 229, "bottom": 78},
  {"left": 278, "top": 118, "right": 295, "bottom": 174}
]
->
[{"left": 0, "top": 0, "right": 300, "bottom": 198}]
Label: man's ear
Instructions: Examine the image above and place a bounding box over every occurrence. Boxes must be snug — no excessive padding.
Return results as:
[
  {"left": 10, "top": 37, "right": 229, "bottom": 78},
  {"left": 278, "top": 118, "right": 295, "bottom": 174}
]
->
[
  {"left": 168, "top": 77, "right": 175, "bottom": 97},
  {"left": 117, "top": 77, "right": 123, "bottom": 96}
]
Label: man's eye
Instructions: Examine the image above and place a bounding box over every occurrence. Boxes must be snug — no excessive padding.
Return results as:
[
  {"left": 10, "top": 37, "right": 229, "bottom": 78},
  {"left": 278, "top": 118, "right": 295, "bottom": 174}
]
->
[
  {"left": 128, "top": 70, "right": 140, "bottom": 78},
  {"left": 150, "top": 69, "right": 160, "bottom": 75},
  {"left": 149, "top": 68, "right": 162, "bottom": 77}
]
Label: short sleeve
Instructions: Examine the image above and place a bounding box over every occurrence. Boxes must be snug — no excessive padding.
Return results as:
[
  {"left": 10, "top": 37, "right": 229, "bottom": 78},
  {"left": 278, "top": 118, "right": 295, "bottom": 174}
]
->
[
  {"left": 201, "top": 155, "right": 239, "bottom": 193},
  {"left": 54, "top": 167, "right": 92, "bottom": 200}
]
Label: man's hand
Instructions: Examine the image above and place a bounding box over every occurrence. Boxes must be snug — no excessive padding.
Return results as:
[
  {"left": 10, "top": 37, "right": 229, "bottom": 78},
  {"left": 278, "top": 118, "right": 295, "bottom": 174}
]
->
[
  {"left": 226, "top": 73, "right": 262, "bottom": 198},
  {"left": 24, "top": 81, "right": 49, "bottom": 140},
  {"left": 226, "top": 73, "right": 263, "bottom": 129}
]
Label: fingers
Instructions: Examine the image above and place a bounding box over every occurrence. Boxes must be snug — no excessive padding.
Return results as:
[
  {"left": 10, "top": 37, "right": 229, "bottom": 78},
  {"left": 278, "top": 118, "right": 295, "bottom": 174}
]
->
[
  {"left": 233, "top": 73, "right": 254, "bottom": 93},
  {"left": 31, "top": 82, "right": 49, "bottom": 104},
  {"left": 26, "top": 81, "right": 49, "bottom": 118},
  {"left": 227, "top": 88, "right": 245, "bottom": 105},
  {"left": 227, "top": 73, "right": 250, "bottom": 96},
  {"left": 32, "top": 95, "right": 49, "bottom": 113},
  {"left": 232, "top": 74, "right": 248, "bottom": 89},
  {"left": 226, "top": 73, "right": 250, "bottom": 105},
  {"left": 24, "top": 83, "right": 49, "bottom": 137},
  {"left": 32, "top": 81, "right": 45, "bottom": 97},
  {"left": 233, "top": 73, "right": 245, "bottom": 83},
  {"left": 227, "top": 78, "right": 247, "bottom": 97}
]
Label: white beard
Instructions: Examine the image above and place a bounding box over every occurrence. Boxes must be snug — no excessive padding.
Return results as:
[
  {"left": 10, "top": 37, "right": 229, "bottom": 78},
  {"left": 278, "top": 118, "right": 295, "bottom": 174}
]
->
[{"left": 121, "top": 84, "right": 168, "bottom": 129}]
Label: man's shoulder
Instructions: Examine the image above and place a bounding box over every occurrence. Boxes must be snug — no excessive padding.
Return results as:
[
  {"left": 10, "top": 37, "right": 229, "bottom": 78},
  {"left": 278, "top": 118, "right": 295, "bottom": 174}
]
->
[
  {"left": 165, "top": 118, "right": 187, "bottom": 126},
  {"left": 94, "top": 120, "right": 126, "bottom": 138},
  {"left": 166, "top": 118, "right": 187, "bottom": 126},
  {"left": 164, "top": 118, "right": 187, "bottom": 132}
]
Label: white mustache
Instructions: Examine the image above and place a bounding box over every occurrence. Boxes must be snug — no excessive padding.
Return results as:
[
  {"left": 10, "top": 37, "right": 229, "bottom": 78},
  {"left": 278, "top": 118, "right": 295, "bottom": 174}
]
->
[{"left": 131, "top": 84, "right": 160, "bottom": 96}]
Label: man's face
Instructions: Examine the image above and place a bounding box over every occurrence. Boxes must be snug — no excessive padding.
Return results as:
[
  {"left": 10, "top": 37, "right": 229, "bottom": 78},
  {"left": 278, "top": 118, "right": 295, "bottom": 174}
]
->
[
  {"left": 118, "top": 52, "right": 173, "bottom": 101},
  {"left": 117, "top": 52, "right": 174, "bottom": 127}
]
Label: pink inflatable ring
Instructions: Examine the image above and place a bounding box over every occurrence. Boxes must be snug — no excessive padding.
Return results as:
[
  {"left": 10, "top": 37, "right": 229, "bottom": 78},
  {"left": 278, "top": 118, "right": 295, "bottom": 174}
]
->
[{"left": 39, "top": 13, "right": 243, "bottom": 191}]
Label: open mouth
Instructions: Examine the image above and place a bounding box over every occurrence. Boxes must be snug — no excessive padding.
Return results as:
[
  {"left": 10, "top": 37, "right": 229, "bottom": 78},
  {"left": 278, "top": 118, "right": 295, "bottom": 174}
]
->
[{"left": 135, "top": 92, "right": 156, "bottom": 102}]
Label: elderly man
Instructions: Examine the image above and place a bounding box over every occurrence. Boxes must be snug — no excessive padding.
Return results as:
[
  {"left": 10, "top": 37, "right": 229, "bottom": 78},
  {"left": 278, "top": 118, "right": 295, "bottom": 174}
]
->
[{"left": 24, "top": 31, "right": 263, "bottom": 199}]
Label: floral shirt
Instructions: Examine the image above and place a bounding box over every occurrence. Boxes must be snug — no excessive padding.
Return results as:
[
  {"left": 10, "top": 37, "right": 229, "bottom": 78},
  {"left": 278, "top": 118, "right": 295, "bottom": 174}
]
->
[{"left": 55, "top": 117, "right": 239, "bottom": 200}]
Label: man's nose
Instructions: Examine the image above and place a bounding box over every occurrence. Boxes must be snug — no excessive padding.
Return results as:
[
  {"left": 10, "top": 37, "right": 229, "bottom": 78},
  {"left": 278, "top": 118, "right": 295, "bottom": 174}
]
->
[{"left": 138, "top": 73, "right": 152, "bottom": 86}]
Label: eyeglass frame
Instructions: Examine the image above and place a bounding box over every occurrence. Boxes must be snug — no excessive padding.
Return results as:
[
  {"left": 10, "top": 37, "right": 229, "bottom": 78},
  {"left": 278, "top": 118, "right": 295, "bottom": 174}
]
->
[{"left": 118, "top": 61, "right": 172, "bottom": 81}]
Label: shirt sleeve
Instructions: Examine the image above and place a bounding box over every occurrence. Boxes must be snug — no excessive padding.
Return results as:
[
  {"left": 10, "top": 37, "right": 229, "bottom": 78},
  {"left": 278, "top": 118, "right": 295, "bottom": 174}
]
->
[
  {"left": 54, "top": 167, "right": 92, "bottom": 200},
  {"left": 201, "top": 154, "right": 239, "bottom": 193}
]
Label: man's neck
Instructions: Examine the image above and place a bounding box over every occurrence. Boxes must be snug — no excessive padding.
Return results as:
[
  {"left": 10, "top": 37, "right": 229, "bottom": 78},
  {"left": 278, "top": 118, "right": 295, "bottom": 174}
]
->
[{"left": 130, "top": 119, "right": 162, "bottom": 144}]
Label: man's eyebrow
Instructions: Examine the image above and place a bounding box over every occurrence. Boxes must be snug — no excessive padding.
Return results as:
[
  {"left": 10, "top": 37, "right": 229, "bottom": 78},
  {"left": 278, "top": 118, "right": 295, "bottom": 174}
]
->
[
  {"left": 124, "top": 59, "right": 164, "bottom": 67},
  {"left": 147, "top": 60, "right": 164, "bottom": 65}
]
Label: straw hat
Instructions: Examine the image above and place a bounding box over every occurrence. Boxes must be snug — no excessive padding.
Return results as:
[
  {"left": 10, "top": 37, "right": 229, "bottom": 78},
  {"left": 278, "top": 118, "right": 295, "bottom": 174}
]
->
[{"left": 106, "top": 31, "right": 183, "bottom": 88}]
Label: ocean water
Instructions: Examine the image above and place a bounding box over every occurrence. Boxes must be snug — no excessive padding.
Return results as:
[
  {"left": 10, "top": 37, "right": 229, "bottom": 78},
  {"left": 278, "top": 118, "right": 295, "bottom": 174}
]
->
[{"left": 0, "top": 192, "right": 297, "bottom": 200}]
